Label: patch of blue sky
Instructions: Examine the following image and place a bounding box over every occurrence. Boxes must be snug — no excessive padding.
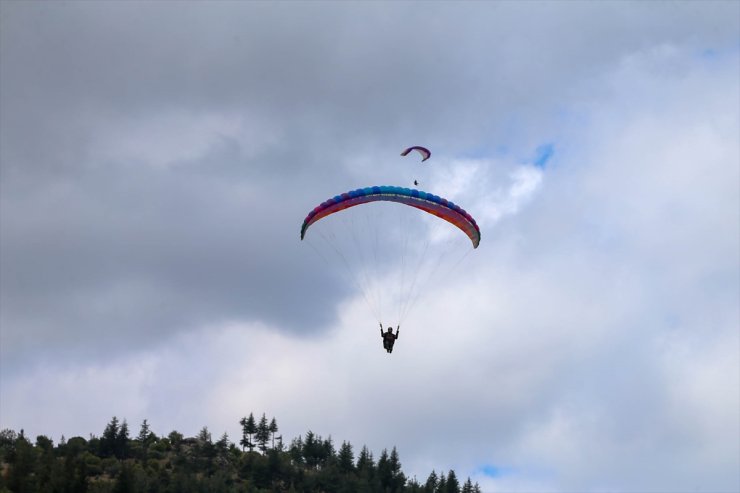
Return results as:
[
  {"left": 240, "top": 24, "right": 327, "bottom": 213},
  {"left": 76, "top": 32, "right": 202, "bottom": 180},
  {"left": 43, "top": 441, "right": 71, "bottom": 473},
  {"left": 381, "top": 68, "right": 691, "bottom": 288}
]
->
[
  {"left": 697, "top": 43, "right": 740, "bottom": 64},
  {"left": 533, "top": 143, "right": 555, "bottom": 168},
  {"left": 477, "top": 464, "right": 512, "bottom": 478},
  {"left": 701, "top": 48, "right": 719, "bottom": 60},
  {"left": 459, "top": 141, "right": 556, "bottom": 169},
  {"left": 475, "top": 462, "right": 559, "bottom": 482}
]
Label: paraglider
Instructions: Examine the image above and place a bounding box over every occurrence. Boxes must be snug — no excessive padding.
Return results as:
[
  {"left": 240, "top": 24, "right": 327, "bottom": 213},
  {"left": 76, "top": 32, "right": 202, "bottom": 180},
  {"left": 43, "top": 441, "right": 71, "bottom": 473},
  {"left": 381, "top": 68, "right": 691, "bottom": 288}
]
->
[
  {"left": 300, "top": 186, "right": 480, "bottom": 248},
  {"left": 400, "top": 146, "right": 431, "bottom": 162},
  {"left": 301, "top": 181, "right": 479, "bottom": 355},
  {"left": 401, "top": 146, "right": 430, "bottom": 185},
  {"left": 380, "top": 323, "right": 399, "bottom": 353}
]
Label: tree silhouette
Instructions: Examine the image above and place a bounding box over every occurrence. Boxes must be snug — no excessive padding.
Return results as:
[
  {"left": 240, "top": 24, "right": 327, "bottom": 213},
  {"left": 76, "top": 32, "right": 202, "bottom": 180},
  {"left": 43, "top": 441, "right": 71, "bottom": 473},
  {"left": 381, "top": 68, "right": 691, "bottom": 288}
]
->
[{"left": 0, "top": 414, "right": 482, "bottom": 493}]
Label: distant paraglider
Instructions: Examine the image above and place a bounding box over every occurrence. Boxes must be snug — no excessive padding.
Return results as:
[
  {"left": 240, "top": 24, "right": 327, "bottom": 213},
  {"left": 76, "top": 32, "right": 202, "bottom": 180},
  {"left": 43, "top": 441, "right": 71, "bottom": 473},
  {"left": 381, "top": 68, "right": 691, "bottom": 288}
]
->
[
  {"left": 400, "top": 146, "right": 431, "bottom": 162},
  {"left": 402, "top": 146, "right": 431, "bottom": 185}
]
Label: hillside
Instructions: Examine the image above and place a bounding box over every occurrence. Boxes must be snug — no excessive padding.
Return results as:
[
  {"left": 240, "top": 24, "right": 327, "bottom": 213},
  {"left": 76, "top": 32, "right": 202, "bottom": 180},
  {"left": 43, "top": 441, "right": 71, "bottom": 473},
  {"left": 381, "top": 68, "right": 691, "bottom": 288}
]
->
[{"left": 0, "top": 414, "right": 481, "bottom": 493}]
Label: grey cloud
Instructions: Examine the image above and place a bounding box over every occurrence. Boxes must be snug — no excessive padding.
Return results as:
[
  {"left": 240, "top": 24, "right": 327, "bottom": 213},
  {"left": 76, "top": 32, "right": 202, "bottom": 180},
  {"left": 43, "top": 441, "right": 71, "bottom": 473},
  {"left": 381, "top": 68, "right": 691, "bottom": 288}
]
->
[
  {"left": 2, "top": 1, "right": 737, "bottom": 352},
  {"left": 1, "top": 5, "right": 738, "bottom": 490},
  {"left": 1, "top": 137, "right": 347, "bottom": 370}
]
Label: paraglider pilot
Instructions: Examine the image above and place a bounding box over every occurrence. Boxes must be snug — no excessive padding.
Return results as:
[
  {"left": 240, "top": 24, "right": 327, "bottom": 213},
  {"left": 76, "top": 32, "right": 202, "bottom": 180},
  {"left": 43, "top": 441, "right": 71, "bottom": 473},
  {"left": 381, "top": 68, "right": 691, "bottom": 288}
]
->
[{"left": 380, "top": 323, "right": 400, "bottom": 353}]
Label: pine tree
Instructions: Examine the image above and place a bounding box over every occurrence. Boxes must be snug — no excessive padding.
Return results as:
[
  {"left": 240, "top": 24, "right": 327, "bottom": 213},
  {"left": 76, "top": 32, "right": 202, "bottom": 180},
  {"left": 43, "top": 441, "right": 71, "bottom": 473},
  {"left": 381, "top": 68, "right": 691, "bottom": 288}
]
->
[
  {"left": 289, "top": 436, "right": 304, "bottom": 467},
  {"left": 406, "top": 476, "right": 423, "bottom": 493},
  {"left": 424, "top": 470, "right": 439, "bottom": 493},
  {"left": 239, "top": 413, "right": 256, "bottom": 452},
  {"left": 460, "top": 478, "right": 470, "bottom": 493},
  {"left": 461, "top": 478, "right": 474, "bottom": 493},
  {"left": 446, "top": 470, "right": 460, "bottom": 493},
  {"left": 256, "top": 413, "right": 270, "bottom": 454},
  {"left": 320, "top": 436, "right": 335, "bottom": 468},
  {"left": 357, "top": 445, "right": 375, "bottom": 476},
  {"left": 196, "top": 426, "right": 215, "bottom": 476},
  {"left": 389, "top": 446, "right": 406, "bottom": 492},
  {"left": 197, "top": 426, "right": 212, "bottom": 444},
  {"left": 356, "top": 445, "right": 379, "bottom": 493},
  {"left": 216, "top": 432, "right": 230, "bottom": 459},
  {"left": 137, "top": 419, "right": 151, "bottom": 442},
  {"left": 337, "top": 441, "right": 354, "bottom": 474},
  {"left": 436, "top": 473, "right": 447, "bottom": 493},
  {"left": 101, "top": 416, "right": 120, "bottom": 458},
  {"left": 116, "top": 419, "right": 130, "bottom": 459},
  {"left": 238, "top": 416, "right": 249, "bottom": 451},
  {"left": 377, "top": 448, "right": 392, "bottom": 490},
  {"left": 269, "top": 417, "right": 278, "bottom": 449},
  {"left": 136, "top": 419, "right": 155, "bottom": 459},
  {"left": 304, "top": 431, "right": 319, "bottom": 469}
]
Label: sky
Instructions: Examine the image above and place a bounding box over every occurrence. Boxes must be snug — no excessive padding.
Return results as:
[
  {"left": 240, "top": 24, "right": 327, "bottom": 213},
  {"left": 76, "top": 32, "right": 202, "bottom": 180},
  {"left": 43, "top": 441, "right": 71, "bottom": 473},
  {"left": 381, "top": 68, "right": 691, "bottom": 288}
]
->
[{"left": 1, "top": 1, "right": 739, "bottom": 491}]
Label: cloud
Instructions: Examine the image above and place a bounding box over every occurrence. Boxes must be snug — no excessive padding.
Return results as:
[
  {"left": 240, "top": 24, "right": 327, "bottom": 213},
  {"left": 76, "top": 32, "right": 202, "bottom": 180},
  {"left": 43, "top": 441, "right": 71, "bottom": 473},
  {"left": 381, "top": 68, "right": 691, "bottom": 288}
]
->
[{"left": 1, "top": 2, "right": 738, "bottom": 491}]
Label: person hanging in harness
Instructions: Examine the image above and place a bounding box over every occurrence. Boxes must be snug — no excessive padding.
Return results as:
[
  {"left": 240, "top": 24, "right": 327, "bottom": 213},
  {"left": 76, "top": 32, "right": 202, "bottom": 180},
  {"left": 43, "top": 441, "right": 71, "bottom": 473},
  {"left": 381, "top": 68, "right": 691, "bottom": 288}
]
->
[{"left": 380, "top": 323, "right": 400, "bottom": 353}]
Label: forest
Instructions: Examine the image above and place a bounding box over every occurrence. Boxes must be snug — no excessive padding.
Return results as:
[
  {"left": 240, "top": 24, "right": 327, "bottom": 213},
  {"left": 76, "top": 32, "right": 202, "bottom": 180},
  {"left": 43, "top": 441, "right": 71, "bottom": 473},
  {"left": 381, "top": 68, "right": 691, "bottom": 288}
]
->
[{"left": 0, "top": 413, "right": 482, "bottom": 493}]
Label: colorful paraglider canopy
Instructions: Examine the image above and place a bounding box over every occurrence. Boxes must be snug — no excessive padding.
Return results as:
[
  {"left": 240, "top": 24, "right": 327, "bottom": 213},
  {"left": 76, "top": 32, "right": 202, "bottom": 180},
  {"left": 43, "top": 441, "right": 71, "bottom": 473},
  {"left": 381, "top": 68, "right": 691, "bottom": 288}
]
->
[
  {"left": 400, "top": 146, "right": 431, "bottom": 162},
  {"left": 300, "top": 186, "right": 480, "bottom": 248}
]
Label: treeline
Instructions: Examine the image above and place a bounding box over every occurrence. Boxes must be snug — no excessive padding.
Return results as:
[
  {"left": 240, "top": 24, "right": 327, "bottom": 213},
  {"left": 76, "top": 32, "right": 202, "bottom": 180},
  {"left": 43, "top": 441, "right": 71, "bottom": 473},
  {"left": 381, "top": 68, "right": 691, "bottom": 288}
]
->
[{"left": 0, "top": 413, "right": 481, "bottom": 493}]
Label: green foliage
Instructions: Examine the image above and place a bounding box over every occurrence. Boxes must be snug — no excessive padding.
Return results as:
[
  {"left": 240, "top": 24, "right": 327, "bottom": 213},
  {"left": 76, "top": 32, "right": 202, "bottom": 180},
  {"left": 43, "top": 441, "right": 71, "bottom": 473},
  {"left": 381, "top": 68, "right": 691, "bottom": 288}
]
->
[
  {"left": 255, "top": 414, "right": 270, "bottom": 454},
  {"left": 424, "top": 470, "right": 439, "bottom": 492},
  {"left": 445, "top": 470, "right": 460, "bottom": 493},
  {"left": 268, "top": 418, "right": 279, "bottom": 450},
  {"left": 0, "top": 429, "right": 17, "bottom": 464},
  {"left": 337, "top": 441, "right": 354, "bottom": 475},
  {"left": 239, "top": 414, "right": 257, "bottom": 453},
  {"left": 0, "top": 414, "right": 481, "bottom": 493}
]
